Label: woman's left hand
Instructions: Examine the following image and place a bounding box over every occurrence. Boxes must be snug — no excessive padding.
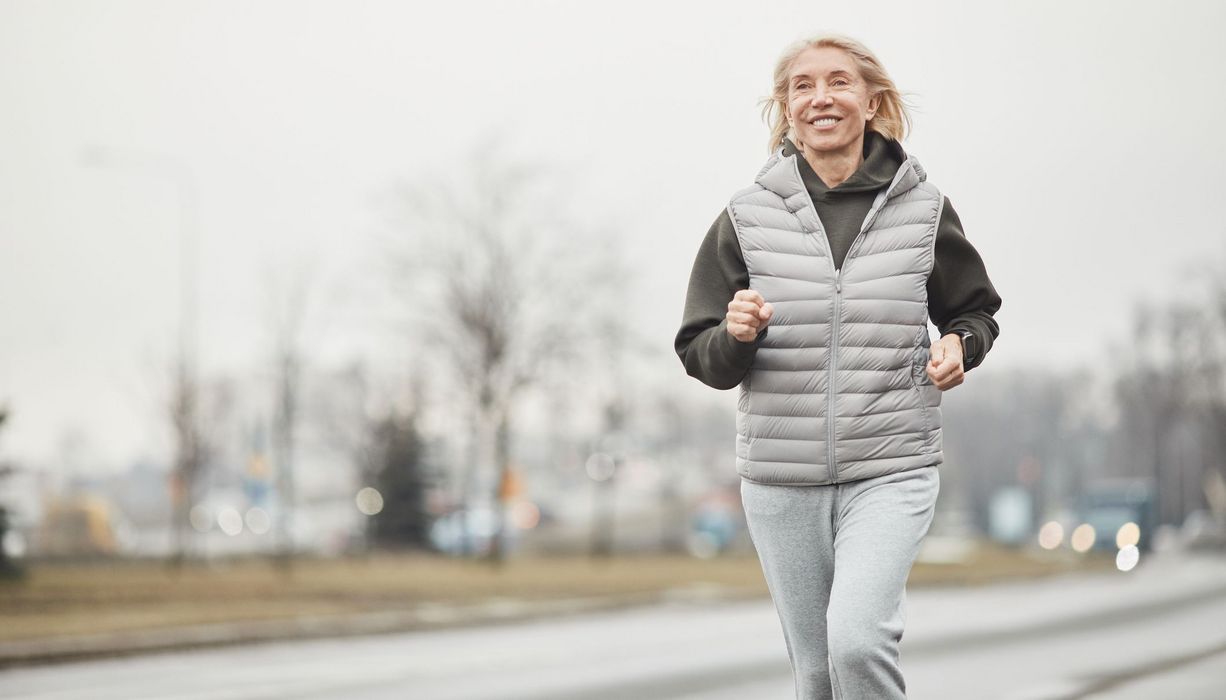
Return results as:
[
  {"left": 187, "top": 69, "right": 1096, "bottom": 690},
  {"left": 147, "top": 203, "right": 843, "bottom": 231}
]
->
[{"left": 926, "top": 334, "right": 965, "bottom": 391}]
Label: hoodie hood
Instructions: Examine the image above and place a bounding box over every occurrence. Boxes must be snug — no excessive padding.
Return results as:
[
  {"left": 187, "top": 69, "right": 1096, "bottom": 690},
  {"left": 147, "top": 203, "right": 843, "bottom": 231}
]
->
[{"left": 783, "top": 131, "right": 908, "bottom": 197}]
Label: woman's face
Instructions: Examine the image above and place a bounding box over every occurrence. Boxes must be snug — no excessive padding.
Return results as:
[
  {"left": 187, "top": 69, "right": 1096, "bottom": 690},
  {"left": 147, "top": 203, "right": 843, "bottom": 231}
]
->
[{"left": 785, "top": 47, "right": 881, "bottom": 160}]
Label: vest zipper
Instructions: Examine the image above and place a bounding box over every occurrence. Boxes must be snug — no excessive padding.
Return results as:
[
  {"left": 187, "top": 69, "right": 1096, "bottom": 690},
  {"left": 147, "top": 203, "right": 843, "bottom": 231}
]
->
[
  {"left": 828, "top": 269, "right": 842, "bottom": 482},
  {"left": 827, "top": 191, "right": 888, "bottom": 482}
]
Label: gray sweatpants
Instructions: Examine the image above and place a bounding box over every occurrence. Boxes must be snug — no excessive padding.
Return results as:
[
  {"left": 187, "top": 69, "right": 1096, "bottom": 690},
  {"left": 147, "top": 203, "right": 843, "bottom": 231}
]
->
[{"left": 740, "top": 466, "right": 939, "bottom": 700}]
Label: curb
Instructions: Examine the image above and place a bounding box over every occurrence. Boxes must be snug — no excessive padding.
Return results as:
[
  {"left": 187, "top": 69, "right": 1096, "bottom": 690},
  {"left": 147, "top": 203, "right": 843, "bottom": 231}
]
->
[{"left": 0, "top": 584, "right": 763, "bottom": 669}]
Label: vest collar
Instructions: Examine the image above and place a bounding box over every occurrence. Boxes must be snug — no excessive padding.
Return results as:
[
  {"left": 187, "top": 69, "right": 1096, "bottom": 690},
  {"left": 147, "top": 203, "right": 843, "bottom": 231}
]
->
[{"left": 756, "top": 148, "right": 927, "bottom": 208}]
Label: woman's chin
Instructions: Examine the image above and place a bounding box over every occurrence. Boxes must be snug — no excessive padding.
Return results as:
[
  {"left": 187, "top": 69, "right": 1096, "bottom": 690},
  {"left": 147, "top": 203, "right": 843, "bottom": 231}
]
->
[{"left": 799, "top": 135, "right": 859, "bottom": 158}]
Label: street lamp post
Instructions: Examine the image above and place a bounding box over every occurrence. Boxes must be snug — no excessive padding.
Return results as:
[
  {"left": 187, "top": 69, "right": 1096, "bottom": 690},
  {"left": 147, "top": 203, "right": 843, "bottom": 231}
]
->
[{"left": 81, "top": 146, "right": 202, "bottom": 565}]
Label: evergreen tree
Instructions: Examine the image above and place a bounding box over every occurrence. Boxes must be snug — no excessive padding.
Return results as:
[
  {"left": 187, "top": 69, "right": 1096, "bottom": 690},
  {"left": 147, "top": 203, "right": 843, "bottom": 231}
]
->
[
  {"left": 368, "top": 408, "right": 435, "bottom": 550},
  {"left": 0, "top": 405, "right": 23, "bottom": 578}
]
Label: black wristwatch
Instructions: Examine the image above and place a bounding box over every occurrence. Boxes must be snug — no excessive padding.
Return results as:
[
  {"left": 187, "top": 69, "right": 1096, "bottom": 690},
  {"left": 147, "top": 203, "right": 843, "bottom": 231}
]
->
[{"left": 955, "top": 330, "right": 977, "bottom": 370}]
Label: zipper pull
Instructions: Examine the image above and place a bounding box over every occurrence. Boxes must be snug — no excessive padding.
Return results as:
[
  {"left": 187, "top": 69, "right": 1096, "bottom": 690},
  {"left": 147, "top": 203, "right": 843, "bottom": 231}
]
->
[{"left": 835, "top": 270, "right": 842, "bottom": 294}]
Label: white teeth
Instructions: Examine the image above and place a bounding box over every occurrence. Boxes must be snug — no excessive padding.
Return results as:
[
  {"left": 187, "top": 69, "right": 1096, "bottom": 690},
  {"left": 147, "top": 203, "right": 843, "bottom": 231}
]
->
[{"left": 811, "top": 118, "right": 838, "bottom": 126}]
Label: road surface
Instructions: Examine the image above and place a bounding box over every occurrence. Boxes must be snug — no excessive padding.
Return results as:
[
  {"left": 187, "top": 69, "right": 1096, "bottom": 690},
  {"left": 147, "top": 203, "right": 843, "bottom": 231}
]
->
[{"left": 2, "top": 554, "right": 1224, "bottom": 699}]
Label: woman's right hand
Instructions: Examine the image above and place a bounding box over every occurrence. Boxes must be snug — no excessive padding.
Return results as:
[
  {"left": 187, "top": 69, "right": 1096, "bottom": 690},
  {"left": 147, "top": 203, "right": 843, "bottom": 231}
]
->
[{"left": 726, "top": 289, "right": 774, "bottom": 343}]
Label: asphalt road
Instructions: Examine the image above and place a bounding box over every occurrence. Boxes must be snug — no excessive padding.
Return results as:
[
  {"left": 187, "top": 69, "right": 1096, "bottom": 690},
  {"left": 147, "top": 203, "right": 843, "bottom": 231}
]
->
[{"left": 2, "top": 555, "right": 1224, "bottom": 699}]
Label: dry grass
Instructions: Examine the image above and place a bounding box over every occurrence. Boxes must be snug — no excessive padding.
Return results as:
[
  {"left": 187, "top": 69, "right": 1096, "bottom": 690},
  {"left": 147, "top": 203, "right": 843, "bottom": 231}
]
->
[{"left": 0, "top": 545, "right": 1114, "bottom": 643}]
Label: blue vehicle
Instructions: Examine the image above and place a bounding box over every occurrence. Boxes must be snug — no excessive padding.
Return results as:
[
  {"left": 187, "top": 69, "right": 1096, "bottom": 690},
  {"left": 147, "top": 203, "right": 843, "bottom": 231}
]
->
[{"left": 1079, "top": 479, "right": 1155, "bottom": 552}]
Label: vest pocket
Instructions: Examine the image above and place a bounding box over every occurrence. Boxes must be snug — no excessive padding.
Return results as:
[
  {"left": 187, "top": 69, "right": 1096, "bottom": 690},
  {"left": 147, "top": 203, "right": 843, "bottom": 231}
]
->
[
  {"left": 909, "top": 346, "right": 932, "bottom": 387},
  {"left": 909, "top": 346, "right": 942, "bottom": 438}
]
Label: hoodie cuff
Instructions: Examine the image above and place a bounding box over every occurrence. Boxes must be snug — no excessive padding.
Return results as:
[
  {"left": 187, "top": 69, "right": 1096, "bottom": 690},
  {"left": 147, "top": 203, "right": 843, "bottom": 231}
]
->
[
  {"left": 717, "top": 320, "right": 765, "bottom": 362},
  {"left": 938, "top": 321, "right": 992, "bottom": 371}
]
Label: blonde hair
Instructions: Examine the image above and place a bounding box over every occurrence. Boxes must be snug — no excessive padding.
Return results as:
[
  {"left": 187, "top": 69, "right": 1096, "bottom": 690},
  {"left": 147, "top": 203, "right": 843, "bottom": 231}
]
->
[{"left": 761, "top": 35, "right": 911, "bottom": 152}]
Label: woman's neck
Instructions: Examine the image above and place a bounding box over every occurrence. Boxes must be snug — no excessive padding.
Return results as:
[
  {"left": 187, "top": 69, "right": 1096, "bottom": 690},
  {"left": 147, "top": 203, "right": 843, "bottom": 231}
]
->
[{"left": 799, "top": 138, "right": 864, "bottom": 189}]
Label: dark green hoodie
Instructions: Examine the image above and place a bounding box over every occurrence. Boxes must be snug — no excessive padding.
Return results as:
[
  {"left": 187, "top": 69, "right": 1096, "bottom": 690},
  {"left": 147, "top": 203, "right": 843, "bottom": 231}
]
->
[{"left": 675, "top": 132, "right": 1002, "bottom": 390}]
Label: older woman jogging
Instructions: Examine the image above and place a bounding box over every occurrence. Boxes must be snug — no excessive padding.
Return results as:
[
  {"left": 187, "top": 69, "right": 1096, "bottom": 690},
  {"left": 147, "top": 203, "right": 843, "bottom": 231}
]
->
[{"left": 675, "top": 34, "right": 1002, "bottom": 699}]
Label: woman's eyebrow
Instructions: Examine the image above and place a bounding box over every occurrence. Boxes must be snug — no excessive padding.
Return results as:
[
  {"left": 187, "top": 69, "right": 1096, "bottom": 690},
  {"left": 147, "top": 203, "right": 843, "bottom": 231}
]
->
[{"left": 791, "top": 69, "right": 854, "bottom": 83}]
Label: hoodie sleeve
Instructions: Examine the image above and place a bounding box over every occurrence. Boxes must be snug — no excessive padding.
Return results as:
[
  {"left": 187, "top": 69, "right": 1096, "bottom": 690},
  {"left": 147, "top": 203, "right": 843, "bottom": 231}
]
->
[
  {"left": 674, "top": 209, "right": 764, "bottom": 390},
  {"left": 928, "top": 197, "right": 1002, "bottom": 370}
]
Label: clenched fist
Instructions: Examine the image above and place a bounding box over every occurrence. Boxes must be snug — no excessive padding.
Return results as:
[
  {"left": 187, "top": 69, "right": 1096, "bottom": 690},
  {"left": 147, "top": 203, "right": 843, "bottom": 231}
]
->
[
  {"left": 926, "top": 334, "right": 965, "bottom": 391},
  {"left": 726, "top": 289, "right": 774, "bottom": 343}
]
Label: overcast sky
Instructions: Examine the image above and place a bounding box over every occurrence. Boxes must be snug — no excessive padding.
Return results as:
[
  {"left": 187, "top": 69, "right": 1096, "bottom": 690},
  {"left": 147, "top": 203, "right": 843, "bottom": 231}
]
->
[{"left": 2, "top": 0, "right": 1225, "bottom": 471}]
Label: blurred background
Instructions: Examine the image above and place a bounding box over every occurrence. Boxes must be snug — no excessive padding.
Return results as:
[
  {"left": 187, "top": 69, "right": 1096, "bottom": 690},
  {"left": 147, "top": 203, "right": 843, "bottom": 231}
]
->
[{"left": 2, "top": 1, "right": 1226, "bottom": 698}]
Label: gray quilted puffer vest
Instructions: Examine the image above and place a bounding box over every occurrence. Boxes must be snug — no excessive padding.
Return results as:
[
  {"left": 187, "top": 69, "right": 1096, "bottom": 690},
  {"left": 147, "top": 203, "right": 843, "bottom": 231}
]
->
[{"left": 729, "top": 148, "right": 944, "bottom": 485}]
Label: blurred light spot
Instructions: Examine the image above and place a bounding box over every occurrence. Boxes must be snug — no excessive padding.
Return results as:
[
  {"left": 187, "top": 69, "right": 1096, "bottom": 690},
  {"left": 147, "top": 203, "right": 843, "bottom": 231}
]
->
[
  {"left": 245, "top": 507, "right": 271, "bottom": 535},
  {"left": 1116, "top": 544, "right": 1140, "bottom": 571},
  {"left": 1116, "top": 522, "right": 1141, "bottom": 549},
  {"left": 356, "top": 487, "right": 384, "bottom": 516},
  {"left": 1070, "top": 523, "right": 1096, "bottom": 553},
  {"left": 1037, "top": 521, "right": 1064, "bottom": 550},
  {"left": 469, "top": 507, "right": 498, "bottom": 537},
  {"left": 2, "top": 531, "right": 27, "bottom": 558},
  {"left": 190, "top": 505, "right": 213, "bottom": 533},
  {"left": 217, "top": 507, "right": 244, "bottom": 536},
  {"left": 585, "top": 453, "right": 616, "bottom": 482},
  {"left": 623, "top": 460, "right": 661, "bottom": 490},
  {"left": 686, "top": 531, "right": 720, "bottom": 559},
  {"left": 511, "top": 501, "right": 540, "bottom": 530}
]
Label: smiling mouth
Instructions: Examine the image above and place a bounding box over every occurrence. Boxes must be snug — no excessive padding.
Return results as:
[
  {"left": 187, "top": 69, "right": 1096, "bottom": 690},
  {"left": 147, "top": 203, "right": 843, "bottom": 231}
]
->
[{"left": 810, "top": 117, "right": 840, "bottom": 127}]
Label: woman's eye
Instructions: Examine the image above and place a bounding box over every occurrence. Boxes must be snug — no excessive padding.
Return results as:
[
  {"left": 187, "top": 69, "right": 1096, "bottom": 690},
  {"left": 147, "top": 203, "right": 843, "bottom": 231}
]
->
[{"left": 832, "top": 79, "right": 850, "bottom": 88}]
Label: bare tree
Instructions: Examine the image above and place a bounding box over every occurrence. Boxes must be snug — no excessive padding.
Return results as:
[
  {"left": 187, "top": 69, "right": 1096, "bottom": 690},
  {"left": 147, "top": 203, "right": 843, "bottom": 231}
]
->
[
  {"left": 168, "top": 356, "right": 205, "bottom": 567},
  {"left": 384, "top": 144, "right": 620, "bottom": 563},
  {"left": 262, "top": 257, "right": 316, "bottom": 568},
  {"left": 1112, "top": 252, "right": 1226, "bottom": 526},
  {"left": 0, "top": 404, "right": 11, "bottom": 481},
  {"left": 1195, "top": 266, "right": 1226, "bottom": 468}
]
